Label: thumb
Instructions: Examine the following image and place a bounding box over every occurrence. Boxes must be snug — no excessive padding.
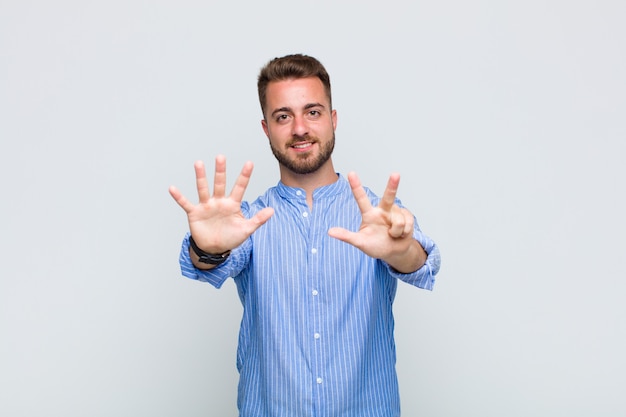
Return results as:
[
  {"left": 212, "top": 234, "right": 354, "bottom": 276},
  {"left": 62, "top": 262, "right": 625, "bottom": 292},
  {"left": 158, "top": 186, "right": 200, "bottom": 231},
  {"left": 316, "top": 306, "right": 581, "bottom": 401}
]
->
[
  {"left": 328, "top": 227, "right": 356, "bottom": 244},
  {"left": 248, "top": 207, "right": 275, "bottom": 231}
]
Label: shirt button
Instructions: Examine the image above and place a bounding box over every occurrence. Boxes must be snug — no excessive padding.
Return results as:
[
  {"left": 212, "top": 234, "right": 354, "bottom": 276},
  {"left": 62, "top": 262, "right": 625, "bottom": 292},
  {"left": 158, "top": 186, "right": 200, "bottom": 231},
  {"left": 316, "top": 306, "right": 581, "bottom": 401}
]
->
[
  {"left": 316, "top": 377, "right": 323, "bottom": 384},
  {"left": 311, "top": 248, "right": 317, "bottom": 254},
  {"left": 296, "top": 190, "right": 302, "bottom": 196},
  {"left": 314, "top": 333, "right": 320, "bottom": 339},
  {"left": 302, "top": 212, "right": 308, "bottom": 218},
  {"left": 312, "top": 290, "right": 318, "bottom": 296}
]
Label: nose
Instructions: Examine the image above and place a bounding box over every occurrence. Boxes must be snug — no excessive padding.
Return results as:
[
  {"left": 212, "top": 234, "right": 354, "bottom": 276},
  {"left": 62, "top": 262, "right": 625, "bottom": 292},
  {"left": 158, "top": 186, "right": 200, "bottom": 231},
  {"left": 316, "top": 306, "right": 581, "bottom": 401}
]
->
[{"left": 291, "top": 115, "right": 309, "bottom": 137}]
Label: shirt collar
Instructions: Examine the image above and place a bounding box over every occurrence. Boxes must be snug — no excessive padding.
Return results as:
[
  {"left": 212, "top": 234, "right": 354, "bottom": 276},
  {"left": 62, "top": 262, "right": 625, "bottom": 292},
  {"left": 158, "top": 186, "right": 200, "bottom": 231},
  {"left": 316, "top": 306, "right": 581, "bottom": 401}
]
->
[{"left": 275, "top": 173, "right": 348, "bottom": 201}]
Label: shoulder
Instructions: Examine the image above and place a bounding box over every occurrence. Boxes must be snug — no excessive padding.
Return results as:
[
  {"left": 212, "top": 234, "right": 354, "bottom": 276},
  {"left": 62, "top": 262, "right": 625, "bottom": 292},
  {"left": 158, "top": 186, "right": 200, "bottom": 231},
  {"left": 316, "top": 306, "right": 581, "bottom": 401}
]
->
[{"left": 242, "top": 185, "right": 281, "bottom": 216}]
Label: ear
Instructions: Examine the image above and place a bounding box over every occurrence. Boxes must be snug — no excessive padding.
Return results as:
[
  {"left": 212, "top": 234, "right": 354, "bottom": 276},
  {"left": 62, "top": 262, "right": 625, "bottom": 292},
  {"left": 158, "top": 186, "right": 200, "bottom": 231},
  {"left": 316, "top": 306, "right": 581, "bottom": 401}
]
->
[
  {"left": 331, "top": 109, "right": 338, "bottom": 131},
  {"left": 261, "top": 119, "right": 270, "bottom": 138}
]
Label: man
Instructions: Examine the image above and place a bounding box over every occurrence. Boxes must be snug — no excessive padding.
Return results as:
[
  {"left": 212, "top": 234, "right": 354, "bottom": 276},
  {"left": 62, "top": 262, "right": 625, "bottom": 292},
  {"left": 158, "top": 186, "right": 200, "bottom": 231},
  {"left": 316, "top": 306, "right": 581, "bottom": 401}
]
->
[{"left": 169, "top": 54, "right": 441, "bottom": 417}]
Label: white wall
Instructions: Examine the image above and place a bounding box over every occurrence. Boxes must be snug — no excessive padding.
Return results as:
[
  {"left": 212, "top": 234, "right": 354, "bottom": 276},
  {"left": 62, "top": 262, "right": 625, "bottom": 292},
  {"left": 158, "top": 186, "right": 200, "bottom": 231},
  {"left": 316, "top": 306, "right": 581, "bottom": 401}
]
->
[{"left": 1, "top": 1, "right": 624, "bottom": 416}]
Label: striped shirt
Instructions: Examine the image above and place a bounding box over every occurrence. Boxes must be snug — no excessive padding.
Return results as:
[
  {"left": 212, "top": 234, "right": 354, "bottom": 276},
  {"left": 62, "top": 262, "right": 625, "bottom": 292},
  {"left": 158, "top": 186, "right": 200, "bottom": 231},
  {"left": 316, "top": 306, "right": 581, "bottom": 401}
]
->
[{"left": 178, "top": 174, "right": 441, "bottom": 417}]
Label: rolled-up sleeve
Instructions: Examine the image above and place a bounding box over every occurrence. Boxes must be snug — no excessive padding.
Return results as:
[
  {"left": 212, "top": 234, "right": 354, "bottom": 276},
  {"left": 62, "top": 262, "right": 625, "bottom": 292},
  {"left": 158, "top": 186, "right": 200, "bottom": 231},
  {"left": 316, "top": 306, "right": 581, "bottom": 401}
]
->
[
  {"left": 178, "top": 233, "right": 251, "bottom": 289},
  {"left": 386, "top": 226, "right": 441, "bottom": 291}
]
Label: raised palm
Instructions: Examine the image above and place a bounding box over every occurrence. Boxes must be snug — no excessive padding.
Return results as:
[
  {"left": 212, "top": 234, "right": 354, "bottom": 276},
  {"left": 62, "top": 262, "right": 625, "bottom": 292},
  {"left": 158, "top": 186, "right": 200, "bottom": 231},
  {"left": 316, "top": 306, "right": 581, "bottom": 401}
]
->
[{"left": 169, "top": 155, "right": 274, "bottom": 254}]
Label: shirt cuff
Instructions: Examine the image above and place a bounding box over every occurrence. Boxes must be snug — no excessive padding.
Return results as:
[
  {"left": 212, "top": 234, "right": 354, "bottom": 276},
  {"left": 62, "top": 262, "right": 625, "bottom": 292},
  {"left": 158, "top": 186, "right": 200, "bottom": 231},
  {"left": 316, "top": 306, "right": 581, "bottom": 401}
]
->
[
  {"left": 386, "top": 231, "right": 440, "bottom": 290},
  {"left": 178, "top": 233, "right": 233, "bottom": 288}
]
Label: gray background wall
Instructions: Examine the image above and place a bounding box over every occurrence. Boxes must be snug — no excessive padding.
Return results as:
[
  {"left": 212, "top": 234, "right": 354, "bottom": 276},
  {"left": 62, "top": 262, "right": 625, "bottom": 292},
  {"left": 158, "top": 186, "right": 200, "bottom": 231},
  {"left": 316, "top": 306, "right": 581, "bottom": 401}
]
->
[{"left": 1, "top": 1, "right": 624, "bottom": 416}]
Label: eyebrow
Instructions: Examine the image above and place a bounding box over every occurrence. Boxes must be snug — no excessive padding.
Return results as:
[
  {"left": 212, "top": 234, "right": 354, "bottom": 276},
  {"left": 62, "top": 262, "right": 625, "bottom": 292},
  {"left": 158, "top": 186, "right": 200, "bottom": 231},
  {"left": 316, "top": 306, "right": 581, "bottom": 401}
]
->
[{"left": 270, "top": 102, "right": 326, "bottom": 118}]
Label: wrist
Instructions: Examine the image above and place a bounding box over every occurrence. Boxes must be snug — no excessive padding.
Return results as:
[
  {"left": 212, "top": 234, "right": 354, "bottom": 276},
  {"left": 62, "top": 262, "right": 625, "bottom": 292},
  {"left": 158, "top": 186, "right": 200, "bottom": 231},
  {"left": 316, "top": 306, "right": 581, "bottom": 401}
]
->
[
  {"left": 385, "top": 239, "right": 426, "bottom": 274},
  {"left": 189, "top": 235, "right": 231, "bottom": 266}
]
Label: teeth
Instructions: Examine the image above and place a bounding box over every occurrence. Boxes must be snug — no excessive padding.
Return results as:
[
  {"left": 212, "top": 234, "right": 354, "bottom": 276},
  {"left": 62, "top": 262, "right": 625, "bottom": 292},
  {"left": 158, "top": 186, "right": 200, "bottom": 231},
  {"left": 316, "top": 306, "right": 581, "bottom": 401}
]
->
[{"left": 293, "top": 143, "right": 311, "bottom": 149}]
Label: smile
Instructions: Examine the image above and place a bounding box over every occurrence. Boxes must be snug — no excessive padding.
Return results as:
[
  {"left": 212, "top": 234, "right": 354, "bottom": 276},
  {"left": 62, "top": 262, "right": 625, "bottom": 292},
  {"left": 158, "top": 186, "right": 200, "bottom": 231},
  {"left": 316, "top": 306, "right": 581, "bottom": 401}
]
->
[{"left": 291, "top": 142, "right": 314, "bottom": 150}]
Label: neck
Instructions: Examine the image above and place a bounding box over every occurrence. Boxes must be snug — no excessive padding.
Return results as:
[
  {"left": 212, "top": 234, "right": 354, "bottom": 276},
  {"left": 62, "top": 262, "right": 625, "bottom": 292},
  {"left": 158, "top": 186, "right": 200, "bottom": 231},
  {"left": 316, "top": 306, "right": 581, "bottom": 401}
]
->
[{"left": 279, "top": 160, "right": 338, "bottom": 209}]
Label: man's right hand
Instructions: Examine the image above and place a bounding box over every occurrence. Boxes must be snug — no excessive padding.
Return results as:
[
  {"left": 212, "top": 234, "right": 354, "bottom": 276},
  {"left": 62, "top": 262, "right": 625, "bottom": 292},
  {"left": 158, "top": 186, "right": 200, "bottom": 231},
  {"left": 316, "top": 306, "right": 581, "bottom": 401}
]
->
[{"left": 168, "top": 155, "right": 274, "bottom": 268}]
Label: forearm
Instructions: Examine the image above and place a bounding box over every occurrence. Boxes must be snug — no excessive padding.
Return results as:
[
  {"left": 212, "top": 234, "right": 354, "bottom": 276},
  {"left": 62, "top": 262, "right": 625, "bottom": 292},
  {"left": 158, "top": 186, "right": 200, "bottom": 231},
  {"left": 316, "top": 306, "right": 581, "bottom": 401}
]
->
[{"left": 178, "top": 234, "right": 245, "bottom": 289}]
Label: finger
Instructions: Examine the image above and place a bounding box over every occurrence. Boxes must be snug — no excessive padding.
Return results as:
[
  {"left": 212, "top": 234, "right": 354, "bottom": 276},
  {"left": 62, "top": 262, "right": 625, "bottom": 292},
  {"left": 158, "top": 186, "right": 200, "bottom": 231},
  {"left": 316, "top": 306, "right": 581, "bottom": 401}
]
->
[
  {"left": 213, "top": 155, "right": 227, "bottom": 198},
  {"left": 347, "top": 172, "right": 373, "bottom": 214},
  {"left": 194, "top": 160, "right": 210, "bottom": 204},
  {"left": 328, "top": 226, "right": 360, "bottom": 246},
  {"left": 230, "top": 161, "right": 254, "bottom": 202},
  {"left": 390, "top": 206, "right": 414, "bottom": 238},
  {"left": 379, "top": 173, "right": 400, "bottom": 212},
  {"left": 168, "top": 185, "right": 195, "bottom": 213},
  {"left": 401, "top": 208, "right": 414, "bottom": 238},
  {"left": 388, "top": 206, "right": 406, "bottom": 238},
  {"left": 247, "top": 207, "right": 274, "bottom": 231}
]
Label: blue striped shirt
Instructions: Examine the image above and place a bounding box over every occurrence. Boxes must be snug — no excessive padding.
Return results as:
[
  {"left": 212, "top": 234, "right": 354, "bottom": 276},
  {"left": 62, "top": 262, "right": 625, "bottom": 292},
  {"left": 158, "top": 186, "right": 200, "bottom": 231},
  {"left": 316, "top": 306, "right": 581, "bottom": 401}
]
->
[{"left": 178, "top": 174, "right": 441, "bottom": 417}]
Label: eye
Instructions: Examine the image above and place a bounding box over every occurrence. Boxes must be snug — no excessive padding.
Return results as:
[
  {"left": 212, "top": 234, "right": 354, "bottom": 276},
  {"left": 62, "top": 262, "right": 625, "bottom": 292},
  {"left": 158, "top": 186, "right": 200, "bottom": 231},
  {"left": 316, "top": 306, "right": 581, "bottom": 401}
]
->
[
  {"left": 307, "top": 110, "right": 321, "bottom": 118},
  {"left": 275, "top": 114, "right": 290, "bottom": 123}
]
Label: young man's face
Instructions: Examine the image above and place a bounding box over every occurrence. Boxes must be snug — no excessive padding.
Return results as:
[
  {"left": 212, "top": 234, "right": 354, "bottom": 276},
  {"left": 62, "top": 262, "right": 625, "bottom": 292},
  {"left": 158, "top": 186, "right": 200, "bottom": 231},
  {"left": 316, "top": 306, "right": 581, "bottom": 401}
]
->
[{"left": 261, "top": 77, "right": 337, "bottom": 175}]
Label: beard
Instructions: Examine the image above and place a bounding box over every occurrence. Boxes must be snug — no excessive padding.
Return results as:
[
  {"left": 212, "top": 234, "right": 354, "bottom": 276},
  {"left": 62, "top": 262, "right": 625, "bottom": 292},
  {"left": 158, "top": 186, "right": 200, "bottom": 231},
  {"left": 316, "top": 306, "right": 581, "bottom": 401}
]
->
[{"left": 270, "top": 133, "right": 335, "bottom": 175}]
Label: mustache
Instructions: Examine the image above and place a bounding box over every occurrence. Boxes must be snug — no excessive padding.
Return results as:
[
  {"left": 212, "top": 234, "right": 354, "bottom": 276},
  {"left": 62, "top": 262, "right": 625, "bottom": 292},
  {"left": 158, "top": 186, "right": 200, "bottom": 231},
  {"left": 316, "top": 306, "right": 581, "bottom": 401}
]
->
[{"left": 288, "top": 134, "right": 317, "bottom": 146}]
